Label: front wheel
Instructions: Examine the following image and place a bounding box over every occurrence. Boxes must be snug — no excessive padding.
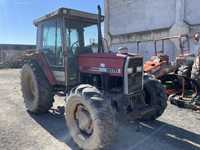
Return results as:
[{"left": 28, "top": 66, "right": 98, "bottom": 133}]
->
[
  {"left": 65, "top": 84, "right": 114, "bottom": 150},
  {"left": 142, "top": 75, "right": 167, "bottom": 121}
]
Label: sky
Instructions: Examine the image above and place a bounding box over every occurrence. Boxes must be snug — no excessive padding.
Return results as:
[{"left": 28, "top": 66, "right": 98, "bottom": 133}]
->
[{"left": 0, "top": 0, "right": 103, "bottom": 45}]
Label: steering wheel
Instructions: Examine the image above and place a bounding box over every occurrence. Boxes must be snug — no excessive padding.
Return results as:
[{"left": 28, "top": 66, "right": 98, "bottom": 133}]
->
[{"left": 70, "top": 41, "right": 80, "bottom": 55}]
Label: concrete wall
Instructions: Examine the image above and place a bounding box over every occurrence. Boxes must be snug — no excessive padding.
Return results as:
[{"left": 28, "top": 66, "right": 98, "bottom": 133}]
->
[
  {"left": 185, "top": 0, "right": 200, "bottom": 25},
  {"left": 104, "top": 0, "right": 200, "bottom": 61},
  {"left": 107, "top": 0, "right": 175, "bottom": 35}
]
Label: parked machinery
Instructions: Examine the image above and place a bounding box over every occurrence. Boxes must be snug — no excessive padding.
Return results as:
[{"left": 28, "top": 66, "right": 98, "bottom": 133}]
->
[
  {"left": 142, "top": 35, "right": 195, "bottom": 78},
  {"left": 143, "top": 38, "right": 173, "bottom": 78},
  {"left": 20, "top": 6, "right": 167, "bottom": 150},
  {"left": 136, "top": 34, "right": 199, "bottom": 110},
  {"left": 168, "top": 33, "right": 200, "bottom": 110}
]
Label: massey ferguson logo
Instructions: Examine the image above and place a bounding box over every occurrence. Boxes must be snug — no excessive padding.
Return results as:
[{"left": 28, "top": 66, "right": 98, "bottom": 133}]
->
[{"left": 100, "top": 63, "right": 106, "bottom": 68}]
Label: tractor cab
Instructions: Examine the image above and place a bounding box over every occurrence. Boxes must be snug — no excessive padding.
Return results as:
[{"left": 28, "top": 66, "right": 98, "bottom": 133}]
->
[{"left": 34, "top": 8, "right": 103, "bottom": 85}]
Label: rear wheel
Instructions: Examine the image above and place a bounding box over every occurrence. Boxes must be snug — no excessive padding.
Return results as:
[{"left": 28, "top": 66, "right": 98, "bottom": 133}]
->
[
  {"left": 21, "top": 62, "right": 54, "bottom": 114},
  {"left": 142, "top": 75, "right": 167, "bottom": 121},
  {"left": 65, "top": 84, "right": 114, "bottom": 150}
]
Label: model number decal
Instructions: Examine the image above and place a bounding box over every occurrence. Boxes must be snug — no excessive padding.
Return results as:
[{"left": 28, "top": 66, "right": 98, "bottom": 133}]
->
[{"left": 90, "top": 67, "right": 121, "bottom": 74}]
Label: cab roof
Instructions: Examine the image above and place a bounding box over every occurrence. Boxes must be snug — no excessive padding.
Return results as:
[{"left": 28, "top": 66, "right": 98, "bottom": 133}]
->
[{"left": 34, "top": 7, "right": 104, "bottom": 26}]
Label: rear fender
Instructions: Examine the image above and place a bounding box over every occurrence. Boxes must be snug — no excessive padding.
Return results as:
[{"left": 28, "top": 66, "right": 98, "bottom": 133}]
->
[{"left": 24, "top": 52, "right": 57, "bottom": 86}]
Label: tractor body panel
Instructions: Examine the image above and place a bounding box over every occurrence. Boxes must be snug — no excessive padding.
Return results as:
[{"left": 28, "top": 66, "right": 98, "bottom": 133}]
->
[
  {"left": 144, "top": 60, "right": 171, "bottom": 78},
  {"left": 79, "top": 53, "right": 126, "bottom": 77},
  {"left": 79, "top": 53, "right": 143, "bottom": 95},
  {"left": 144, "top": 53, "right": 173, "bottom": 78},
  {"left": 144, "top": 60, "right": 167, "bottom": 73}
]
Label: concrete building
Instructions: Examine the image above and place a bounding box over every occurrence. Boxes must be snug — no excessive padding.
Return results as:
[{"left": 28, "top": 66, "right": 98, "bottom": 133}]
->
[
  {"left": 0, "top": 44, "right": 35, "bottom": 64},
  {"left": 104, "top": 0, "right": 200, "bottom": 61}
]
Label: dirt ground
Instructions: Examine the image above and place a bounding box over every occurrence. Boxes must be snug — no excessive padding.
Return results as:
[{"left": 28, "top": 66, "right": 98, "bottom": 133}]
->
[{"left": 0, "top": 69, "right": 199, "bottom": 150}]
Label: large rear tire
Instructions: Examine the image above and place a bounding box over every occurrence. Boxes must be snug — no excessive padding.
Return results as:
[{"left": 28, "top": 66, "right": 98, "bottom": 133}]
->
[
  {"left": 142, "top": 75, "right": 167, "bottom": 121},
  {"left": 21, "top": 62, "right": 54, "bottom": 114},
  {"left": 65, "top": 84, "right": 114, "bottom": 150}
]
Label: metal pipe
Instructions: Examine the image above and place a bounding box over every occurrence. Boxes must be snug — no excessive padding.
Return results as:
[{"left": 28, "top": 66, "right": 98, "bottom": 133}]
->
[
  {"left": 112, "top": 34, "right": 191, "bottom": 45},
  {"left": 179, "top": 34, "right": 190, "bottom": 55},
  {"left": 162, "top": 39, "right": 165, "bottom": 53},
  {"left": 137, "top": 41, "right": 140, "bottom": 54},
  {"left": 154, "top": 41, "right": 157, "bottom": 56},
  {"left": 97, "top": 5, "right": 104, "bottom": 53}
]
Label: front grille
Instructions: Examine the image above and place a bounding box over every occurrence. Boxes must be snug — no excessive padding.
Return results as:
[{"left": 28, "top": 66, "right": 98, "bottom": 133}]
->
[{"left": 127, "top": 57, "right": 143, "bottom": 94}]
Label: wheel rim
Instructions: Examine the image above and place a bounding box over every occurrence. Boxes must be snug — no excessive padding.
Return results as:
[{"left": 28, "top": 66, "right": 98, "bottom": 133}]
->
[{"left": 75, "top": 104, "right": 93, "bottom": 137}]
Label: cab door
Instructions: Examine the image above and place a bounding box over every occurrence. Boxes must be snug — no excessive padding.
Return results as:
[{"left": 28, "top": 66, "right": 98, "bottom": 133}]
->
[
  {"left": 66, "top": 28, "right": 80, "bottom": 86},
  {"left": 41, "top": 18, "right": 65, "bottom": 83}
]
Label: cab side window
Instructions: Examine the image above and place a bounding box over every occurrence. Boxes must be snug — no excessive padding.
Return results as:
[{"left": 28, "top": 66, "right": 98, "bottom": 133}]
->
[{"left": 42, "top": 19, "right": 63, "bottom": 66}]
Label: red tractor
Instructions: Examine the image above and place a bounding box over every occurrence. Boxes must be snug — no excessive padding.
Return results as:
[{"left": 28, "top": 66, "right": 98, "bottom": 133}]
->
[{"left": 21, "top": 6, "right": 167, "bottom": 150}]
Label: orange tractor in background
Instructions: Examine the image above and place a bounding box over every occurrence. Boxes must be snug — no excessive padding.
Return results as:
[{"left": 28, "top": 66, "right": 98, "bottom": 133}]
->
[
  {"left": 143, "top": 35, "right": 195, "bottom": 78},
  {"left": 143, "top": 38, "right": 172, "bottom": 78},
  {"left": 140, "top": 34, "right": 200, "bottom": 110}
]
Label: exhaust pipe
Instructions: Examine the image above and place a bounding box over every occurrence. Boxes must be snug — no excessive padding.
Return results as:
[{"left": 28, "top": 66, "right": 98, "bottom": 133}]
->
[{"left": 97, "top": 5, "right": 104, "bottom": 53}]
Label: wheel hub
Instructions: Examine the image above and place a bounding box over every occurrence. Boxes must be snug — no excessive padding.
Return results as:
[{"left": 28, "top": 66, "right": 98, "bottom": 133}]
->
[{"left": 75, "top": 105, "right": 93, "bottom": 135}]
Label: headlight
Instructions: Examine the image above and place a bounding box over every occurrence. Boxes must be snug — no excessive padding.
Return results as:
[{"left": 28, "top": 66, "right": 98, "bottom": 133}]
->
[
  {"left": 136, "top": 66, "right": 142, "bottom": 72},
  {"left": 127, "top": 68, "right": 133, "bottom": 74}
]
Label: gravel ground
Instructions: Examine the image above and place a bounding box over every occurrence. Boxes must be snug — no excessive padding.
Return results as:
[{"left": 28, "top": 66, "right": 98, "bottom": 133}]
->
[{"left": 0, "top": 69, "right": 199, "bottom": 150}]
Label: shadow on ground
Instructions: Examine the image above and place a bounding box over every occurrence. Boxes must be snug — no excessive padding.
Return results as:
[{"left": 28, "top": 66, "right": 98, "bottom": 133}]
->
[
  {"left": 29, "top": 106, "right": 79, "bottom": 150},
  {"left": 30, "top": 106, "right": 200, "bottom": 150}
]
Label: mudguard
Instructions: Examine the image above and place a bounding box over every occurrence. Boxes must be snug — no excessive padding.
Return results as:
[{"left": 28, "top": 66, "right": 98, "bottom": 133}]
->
[{"left": 23, "top": 51, "right": 57, "bottom": 86}]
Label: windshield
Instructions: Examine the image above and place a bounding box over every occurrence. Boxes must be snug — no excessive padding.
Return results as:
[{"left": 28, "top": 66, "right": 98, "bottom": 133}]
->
[
  {"left": 84, "top": 25, "right": 98, "bottom": 48},
  {"left": 66, "top": 21, "right": 99, "bottom": 55}
]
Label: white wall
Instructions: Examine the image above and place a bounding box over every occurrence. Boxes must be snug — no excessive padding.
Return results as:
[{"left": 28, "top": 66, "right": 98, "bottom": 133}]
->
[
  {"left": 105, "top": 0, "right": 200, "bottom": 61},
  {"left": 108, "top": 0, "right": 175, "bottom": 35},
  {"left": 185, "top": 0, "right": 200, "bottom": 25}
]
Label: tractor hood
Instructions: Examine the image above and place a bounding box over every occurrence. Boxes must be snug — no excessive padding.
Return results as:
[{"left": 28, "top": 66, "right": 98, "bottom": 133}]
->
[{"left": 78, "top": 53, "right": 140, "bottom": 77}]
